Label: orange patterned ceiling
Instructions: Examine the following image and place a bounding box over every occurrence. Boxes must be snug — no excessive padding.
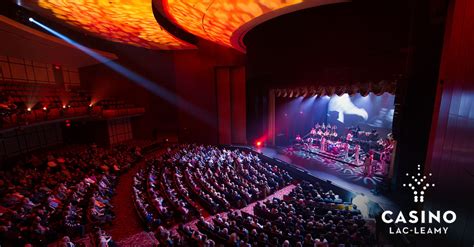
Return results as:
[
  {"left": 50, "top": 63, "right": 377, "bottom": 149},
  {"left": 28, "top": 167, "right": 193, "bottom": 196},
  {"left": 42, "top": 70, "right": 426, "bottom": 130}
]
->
[
  {"left": 164, "top": 0, "right": 347, "bottom": 51},
  {"left": 21, "top": 0, "right": 195, "bottom": 50}
]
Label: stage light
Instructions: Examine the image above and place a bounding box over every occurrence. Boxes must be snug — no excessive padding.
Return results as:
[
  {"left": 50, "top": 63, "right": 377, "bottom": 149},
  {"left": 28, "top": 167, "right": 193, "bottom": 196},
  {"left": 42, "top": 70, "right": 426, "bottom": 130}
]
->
[
  {"left": 27, "top": 108, "right": 31, "bottom": 112},
  {"left": 301, "top": 88, "right": 308, "bottom": 98},
  {"left": 28, "top": 17, "right": 34, "bottom": 22},
  {"left": 256, "top": 141, "right": 262, "bottom": 147},
  {"left": 29, "top": 18, "right": 214, "bottom": 126},
  {"left": 43, "top": 107, "right": 47, "bottom": 111},
  {"left": 89, "top": 104, "right": 93, "bottom": 107},
  {"left": 63, "top": 105, "right": 66, "bottom": 109}
]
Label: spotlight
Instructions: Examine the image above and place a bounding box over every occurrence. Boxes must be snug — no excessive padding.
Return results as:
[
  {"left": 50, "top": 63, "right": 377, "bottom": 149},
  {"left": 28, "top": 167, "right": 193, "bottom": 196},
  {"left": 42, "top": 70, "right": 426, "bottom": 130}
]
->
[
  {"left": 28, "top": 17, "right": 34, "bottom": 22},
  {"left": 63, "top": 105, "right": 66, "bottom": 109},
  {"left": 89, "top": 104, "right": 93, "bottom": 107},
  {"left": 43, "top": 107, "right": 47, "bottom": 111},
  {"left": 256, "top": 141, "right": 262, "bottom": 147},
  {"left": 27, "top": 108, "right": 31, "bottom": 112},
  {"left": 301, "top": 88, "right": 308, "bottom": 97}
]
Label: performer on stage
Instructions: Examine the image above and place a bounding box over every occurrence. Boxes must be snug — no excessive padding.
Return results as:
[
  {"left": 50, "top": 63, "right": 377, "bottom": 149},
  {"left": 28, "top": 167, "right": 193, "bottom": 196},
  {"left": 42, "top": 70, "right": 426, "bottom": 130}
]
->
[
  {"left": 310, "top": 127, "right": 317, "bottom": 136},
  {"left": 324, "top": 129, "right": 331, "bottom": 137},
  {"left": 317, "top": 128, "right": 323, "bottom": 137},
  {"left": 343, "top": 142, "right": 350, "bottom": 160},
  {"left": 331, "top": 130, "right": 338, "bottom": 141},
  {"left": 346, "top": 132, "right": 353, "bottom": 142},
  {"left": 354, "top": 144, "right": 361, "bottom": 165},
  {"left": 320, "top": 136, "right": 326, "bottom": 152},
  {"left": 364, "top": 151, "right": 375, "bottom": 176}
]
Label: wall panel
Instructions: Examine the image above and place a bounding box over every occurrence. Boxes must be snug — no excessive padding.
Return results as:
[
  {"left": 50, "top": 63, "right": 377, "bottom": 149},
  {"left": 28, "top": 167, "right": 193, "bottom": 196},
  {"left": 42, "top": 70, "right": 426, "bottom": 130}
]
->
[{"left": 424, "top": 0, "right": 474, "bottom": 245}]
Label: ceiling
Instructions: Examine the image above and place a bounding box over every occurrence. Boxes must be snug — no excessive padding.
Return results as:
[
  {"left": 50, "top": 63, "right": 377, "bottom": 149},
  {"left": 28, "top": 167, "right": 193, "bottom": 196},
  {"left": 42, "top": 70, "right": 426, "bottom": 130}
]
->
[
  {"left": 0, "top": 15, "right": 117, "bottom": 67},
  {"left": 162, "top": 0, "right": 348, "bottom": 52},
  {"left": 16, "top": 0, "right": 347, "bottom": 52},
  {"left": 19, "top": 0, "right": 195, "bottom": 50}
]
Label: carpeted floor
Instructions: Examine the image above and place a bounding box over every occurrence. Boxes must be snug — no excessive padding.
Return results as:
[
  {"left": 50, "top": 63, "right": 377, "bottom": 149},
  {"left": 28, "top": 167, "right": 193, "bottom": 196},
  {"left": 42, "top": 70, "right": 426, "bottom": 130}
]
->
[{"left": 108, "top": 159, "right": 147, "bottom": 242}]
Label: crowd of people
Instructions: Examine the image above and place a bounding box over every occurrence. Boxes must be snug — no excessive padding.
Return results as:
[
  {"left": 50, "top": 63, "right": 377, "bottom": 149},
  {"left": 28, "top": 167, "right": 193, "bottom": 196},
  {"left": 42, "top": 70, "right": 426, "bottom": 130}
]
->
[
  {"left": 152, "top": 181, "right": 374, "bottom": 246},
  {"left": 0, "top": 141, "right": 376, "bottom": 246},
  {"left": 0, "top": 143, "right": 142, "bottom": 246},
  {"left": 133, "top": 144, "right": 293, "bottom": 230}
]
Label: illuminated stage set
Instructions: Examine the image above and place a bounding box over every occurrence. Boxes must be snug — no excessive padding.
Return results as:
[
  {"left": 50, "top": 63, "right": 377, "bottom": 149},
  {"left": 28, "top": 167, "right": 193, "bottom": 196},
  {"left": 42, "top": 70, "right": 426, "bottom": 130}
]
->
[{"left": 275, "top": 92, "right": 396, "bottom": 188}]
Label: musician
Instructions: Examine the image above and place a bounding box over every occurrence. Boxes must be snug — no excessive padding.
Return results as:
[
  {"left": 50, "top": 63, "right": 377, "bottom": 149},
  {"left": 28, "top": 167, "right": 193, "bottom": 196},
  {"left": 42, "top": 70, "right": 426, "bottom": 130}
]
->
[
  {"left": 321, "top": 123, "right": 326, "bottom": 131},
  {"left": 343, "top": 142, "right": 350, "bottom": 160},
  {"left": 320, "top": 136, "right": 326, "bottom": 151},
  {"left": 310, "top": 128, "right": 317, "bottom": 136},
  {"left": 346, "top": 132, "right": 353, "bottom": 142},
  {"left": 317, "top": 128, "right": 323, "bottom": 137},
  {"left": 354, "top": 144, "right": 361, "bottom": 165},
  {"left": 324, "top": 129, "right": 330, "bottom": 137},
  {"left": 363, "top": 153, "right": 373, "bottom": 176},
  {"left": 330, "top": 131, "right": 338, "bottom": 141}
]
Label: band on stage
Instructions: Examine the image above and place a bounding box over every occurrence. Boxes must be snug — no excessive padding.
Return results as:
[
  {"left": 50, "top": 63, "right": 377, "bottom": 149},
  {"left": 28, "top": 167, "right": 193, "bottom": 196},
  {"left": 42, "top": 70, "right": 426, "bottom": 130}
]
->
[{"left": 293, "top": 123, "right": 395, "bottom": 176}]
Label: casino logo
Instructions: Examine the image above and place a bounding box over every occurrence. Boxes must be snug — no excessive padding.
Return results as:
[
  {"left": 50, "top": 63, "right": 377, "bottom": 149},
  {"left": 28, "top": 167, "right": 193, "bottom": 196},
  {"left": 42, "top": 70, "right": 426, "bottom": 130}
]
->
[
  {"left": 402, "top": 164, "right": 435, "bottom": 202},
  {"left": 381, "top": 165, "right": 456, "bottom": 235}
]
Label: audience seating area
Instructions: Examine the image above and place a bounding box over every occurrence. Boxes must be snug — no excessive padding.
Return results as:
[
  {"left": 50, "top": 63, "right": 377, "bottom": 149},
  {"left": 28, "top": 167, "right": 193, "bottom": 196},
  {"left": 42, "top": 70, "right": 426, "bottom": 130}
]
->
[
  {"left": 155, "top": 181, "right": 374, "bottom": 247},
  {"left": 0, "top": 82, "right": 144, "bottom": 130},
  {"left": 0, "top": 143, "right": 143, "bottom": 246},
  {"left": 133, "top": 144, "right": 293, "bottom": 230},
  {"left": 0, "top": 142, "right": 376, "bottom": 246},
  {"left": 135, "top": 145, "right": 375, "bottom": 247}
]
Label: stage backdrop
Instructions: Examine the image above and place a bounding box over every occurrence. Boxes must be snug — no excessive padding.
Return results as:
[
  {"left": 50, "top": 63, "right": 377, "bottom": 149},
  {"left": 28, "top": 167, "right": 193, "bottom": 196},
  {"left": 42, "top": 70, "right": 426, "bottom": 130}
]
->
[
  {"left": 327, "top": 93, "right": 395, "bottom": 137},
  {"left": 275, "top": 92, "right": 395, "bottom": 145}
]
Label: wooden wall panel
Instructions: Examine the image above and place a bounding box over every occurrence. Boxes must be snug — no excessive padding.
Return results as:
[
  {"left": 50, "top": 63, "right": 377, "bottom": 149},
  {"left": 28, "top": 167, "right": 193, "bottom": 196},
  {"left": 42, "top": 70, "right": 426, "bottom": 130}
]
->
[
  {"left": 424, "top": 0, "right": 474, "bottom": 245},
  {"left": 216, "top": 67, "right": 232, "bottom": 144},
  {"left": 230, "top": 66, "right": 247, "bottom": 144}
]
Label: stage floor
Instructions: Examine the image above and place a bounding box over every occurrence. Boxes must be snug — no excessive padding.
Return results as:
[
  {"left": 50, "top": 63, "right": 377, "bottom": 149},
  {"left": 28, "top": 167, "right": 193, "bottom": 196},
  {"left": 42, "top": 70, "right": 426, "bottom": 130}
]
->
[{"left": 252, "top": 146, "right": 399, "bottom": 213}]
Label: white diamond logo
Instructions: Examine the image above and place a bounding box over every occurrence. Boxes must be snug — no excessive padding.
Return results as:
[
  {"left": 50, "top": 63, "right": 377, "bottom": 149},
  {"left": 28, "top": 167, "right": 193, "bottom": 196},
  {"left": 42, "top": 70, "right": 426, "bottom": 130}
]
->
[{"left": 402, "top": 164, "right": 435, "bottom": 202}]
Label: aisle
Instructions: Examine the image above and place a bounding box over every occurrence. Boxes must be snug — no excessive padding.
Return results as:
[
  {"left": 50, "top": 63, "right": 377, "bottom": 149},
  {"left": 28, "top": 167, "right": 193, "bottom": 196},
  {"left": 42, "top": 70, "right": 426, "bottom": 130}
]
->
[{"left": 108, "top": 158, "right": 147, "bottom": 241}]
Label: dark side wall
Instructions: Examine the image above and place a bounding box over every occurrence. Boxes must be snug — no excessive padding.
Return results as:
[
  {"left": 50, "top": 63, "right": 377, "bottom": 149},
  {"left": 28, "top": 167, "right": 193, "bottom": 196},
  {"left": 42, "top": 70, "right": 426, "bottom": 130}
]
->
[
  {"left": 79, "top": 41, "right": 245, "bottom": 144},
  {"left": 422, "top": 0, "right": 474, "bottom": 245}
]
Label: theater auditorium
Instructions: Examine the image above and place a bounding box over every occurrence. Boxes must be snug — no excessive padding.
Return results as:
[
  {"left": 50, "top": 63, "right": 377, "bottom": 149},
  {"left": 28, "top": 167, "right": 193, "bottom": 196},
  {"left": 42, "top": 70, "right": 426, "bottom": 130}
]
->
[{"left": 0, "top": 0, "right": 473, "bottom": 246}]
